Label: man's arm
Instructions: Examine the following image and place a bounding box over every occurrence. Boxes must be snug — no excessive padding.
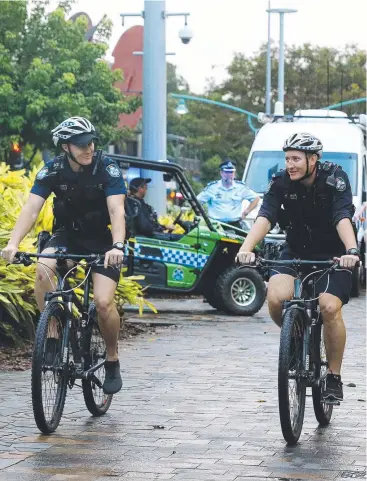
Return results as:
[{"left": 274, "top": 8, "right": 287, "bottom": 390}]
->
[
  {"left": 2, "top": 194, "right": 46, "bottom": 262},
  {"left": 242, "top": 196, "right": 260, "bottom": 218},
  {"left": 240, "top": 216, "right": 271, "bottom": 251},
  {"left": 107, "top": 194, "right": 126, "bottom": 244},
  {"left": 240, "top": 184, "right": 260, "bottom": 218},
  {"left": 336, "top": 218, "right": 357, "bottom": 251},
  {"left": 332, "top": 169, "right": 359, "bottom": 268},
  {"left": 104, "top": 194, "right": 126, "bottom": 270}
]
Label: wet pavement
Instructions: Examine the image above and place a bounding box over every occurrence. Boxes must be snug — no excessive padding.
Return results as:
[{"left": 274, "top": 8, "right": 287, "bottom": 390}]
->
[{"left": 0, "top": 293, "right": 366, "bottom": 480}]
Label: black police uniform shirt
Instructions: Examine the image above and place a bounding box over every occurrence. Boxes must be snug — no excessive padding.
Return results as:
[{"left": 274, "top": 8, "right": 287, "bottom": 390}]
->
[
  {"left": 126, "top": 196, "right": 163, "bottom": 237},
  {"left": 258, "top": 162, "right": 354, "bottom": 257},
  {"left": 31, "top": 153, "right": 127, "bottom": 236}
]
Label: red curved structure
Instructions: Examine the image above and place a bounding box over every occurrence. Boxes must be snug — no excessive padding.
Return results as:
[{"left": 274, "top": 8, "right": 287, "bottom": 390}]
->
[{"left": 112, "top": 25, "right": 143, "bottom": 130}]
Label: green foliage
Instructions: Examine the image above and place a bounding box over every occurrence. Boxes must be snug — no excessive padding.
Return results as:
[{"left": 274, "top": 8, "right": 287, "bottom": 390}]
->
[{"left": 0, "top": 0, "right": 138, "bottom": 158}]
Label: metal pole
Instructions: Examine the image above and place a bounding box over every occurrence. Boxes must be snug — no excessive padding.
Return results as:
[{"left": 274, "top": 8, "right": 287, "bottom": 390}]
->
[
  {"left": 141, "top": 0, "right": 167, "bottom": 215},
  {"left": 265, "top": 0, "right": 271, "bottom": 114},
  {"left": 278, "top": 12, "right": 284, "bottom": 104}
]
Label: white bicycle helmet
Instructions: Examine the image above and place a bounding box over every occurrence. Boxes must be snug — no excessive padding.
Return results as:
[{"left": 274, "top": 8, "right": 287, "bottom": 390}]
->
[
  {"left": 51, "top": 116, "right": 97, "bottom": 146},
  {"left": 283, "top": 132, "right": 323, "bottom": 158}
]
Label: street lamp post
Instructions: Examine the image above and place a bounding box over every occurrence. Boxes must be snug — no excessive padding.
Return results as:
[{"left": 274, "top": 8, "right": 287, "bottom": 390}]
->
[
  {"left": 120, "top": 1, "right": 191, "bottom": 215},
  {"left": 265, "top": 0, "right": 271, "bottom": 114},
  {"left": 267, "top": 8, "right": 297, "bottom": 107}
]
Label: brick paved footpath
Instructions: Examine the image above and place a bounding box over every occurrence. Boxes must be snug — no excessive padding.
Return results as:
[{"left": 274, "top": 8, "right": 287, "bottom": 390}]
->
[{"left": 0, "top": 293, "right": 365, "bottom": 481}]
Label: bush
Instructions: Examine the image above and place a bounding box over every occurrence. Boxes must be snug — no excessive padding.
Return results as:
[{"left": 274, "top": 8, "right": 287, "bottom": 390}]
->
[{"left": 0, "top": 162, "right": 155, "bottom": 346}]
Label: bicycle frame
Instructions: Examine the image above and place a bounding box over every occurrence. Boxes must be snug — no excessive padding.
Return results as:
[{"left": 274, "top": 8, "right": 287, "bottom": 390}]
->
[
  {"left": 259, "top": 258, "right": 335, "bottom": 386},
  {"left": 16, "top": 251, "right": 105, "bottom": 383}
]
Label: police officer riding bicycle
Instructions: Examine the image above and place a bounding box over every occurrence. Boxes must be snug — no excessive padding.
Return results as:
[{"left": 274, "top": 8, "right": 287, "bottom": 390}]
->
[
  {"left": 236, "top": 132, "right": 360, "bottom": 403},
  {"left": 1, "top": 116, "right": 126, "bottom": 395}
]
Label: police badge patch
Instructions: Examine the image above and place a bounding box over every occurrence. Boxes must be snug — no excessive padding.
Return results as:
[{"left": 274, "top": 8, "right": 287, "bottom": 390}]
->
[
  {"left": 36, "top": 166, "right": 49, "bottom": 180},
  {"left": 106, "top": 164, "right": 121, "bottom": 178},
  {"left": 335, "top": 177, "right": 346, "bottom": 192}
]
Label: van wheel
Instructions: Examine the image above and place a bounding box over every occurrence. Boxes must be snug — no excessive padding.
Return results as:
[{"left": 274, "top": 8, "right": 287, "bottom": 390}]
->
[
  {"left": 215, "top": 266, "right": 266, "bottom": 316},
  {"left": 351, "top": 266, "right": 360, "bottom": 298}
]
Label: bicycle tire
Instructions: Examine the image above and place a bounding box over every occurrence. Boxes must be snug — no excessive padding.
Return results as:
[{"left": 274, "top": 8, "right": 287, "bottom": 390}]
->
[
  {"left": 31, "top": 301, "right": 68, "bottom": 434},
  {"left": 278, "top": 307, "right": 307, "bottom": 445},
  {"left": 82, "top": 302, "right": 113, "bottom": 416},
  {"left": 312, "top": 320, "right": 333, "bottom": 425}
]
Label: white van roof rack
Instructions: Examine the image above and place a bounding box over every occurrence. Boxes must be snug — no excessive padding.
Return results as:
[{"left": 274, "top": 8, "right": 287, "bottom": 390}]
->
[{"left": 258, "top": 107, "right": 361, "bottom": 125}]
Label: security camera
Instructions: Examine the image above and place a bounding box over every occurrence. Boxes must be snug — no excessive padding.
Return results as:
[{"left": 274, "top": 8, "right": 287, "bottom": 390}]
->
[{"left": 179, "top": 25, "right": 193, "bottom": 44}]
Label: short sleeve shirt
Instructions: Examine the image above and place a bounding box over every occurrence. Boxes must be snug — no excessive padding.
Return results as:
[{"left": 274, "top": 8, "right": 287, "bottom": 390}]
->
[{"left": 197, "top": 180, "right": 258, "bottom": 222}]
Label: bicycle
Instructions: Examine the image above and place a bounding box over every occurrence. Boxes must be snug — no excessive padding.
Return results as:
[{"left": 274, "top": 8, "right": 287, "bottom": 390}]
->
[
  {"left": 14, "top": 249, "right": 114, "bottom": 434},
  {"left": 254, "top": 257, "right": 345, "bottom": 445}
]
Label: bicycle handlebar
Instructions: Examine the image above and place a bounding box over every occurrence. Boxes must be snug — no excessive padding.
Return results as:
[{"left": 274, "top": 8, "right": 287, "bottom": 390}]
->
[
  {"left": 14, "top": 251, "right": 105, "bottom": 266},
  {"left": 256, "top": 258, "right": 335, "bottom": 267}
]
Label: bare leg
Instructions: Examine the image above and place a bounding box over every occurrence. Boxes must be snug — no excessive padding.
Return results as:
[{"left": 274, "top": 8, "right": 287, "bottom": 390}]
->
[
  {"left": 319, "top": 293, "right": 345, "bottom": 375},
  {"left": 92, "top": 273, "right": 120, "bottom": 361},
  {"left": 267, "top": 274, "right": 295, "bottom": 327}
]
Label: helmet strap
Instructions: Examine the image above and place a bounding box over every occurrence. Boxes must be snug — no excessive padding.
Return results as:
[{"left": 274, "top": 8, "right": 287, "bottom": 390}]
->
[
  {"left": 298, "top": 153, "right": 317, "bottom": 181},
  {"left": 66, "top": 145, "right": 84, "bottom": 170}
]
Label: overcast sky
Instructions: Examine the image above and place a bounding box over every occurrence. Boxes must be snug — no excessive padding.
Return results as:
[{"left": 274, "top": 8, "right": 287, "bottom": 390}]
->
[{"left": 50, "top": 0, "right": 367, "bottom": 94}]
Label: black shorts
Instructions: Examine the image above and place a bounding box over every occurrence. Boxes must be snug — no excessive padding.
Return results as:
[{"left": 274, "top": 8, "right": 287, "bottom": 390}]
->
[
  {"left": 43, "top": 229, "right": 120, "bottom": 283},
  {"left": 269, "top": 245, "right": 352, "bottom": 305}
]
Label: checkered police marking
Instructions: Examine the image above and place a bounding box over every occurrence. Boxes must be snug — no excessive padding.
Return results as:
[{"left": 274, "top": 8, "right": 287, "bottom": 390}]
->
[{"left": 131, "top": 244, "right": 209, "bottom": 268}]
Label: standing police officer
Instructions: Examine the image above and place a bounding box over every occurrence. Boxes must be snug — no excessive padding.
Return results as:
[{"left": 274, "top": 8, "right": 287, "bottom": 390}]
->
[
  {"left": 197, "top": 160, "right": 260, "bottom": 228},
  {"left": 237, "top": 132, "right": 360, "bottom": 403},
  {"left": 1, "top": 117, "right": 126, "bottom": 395}
]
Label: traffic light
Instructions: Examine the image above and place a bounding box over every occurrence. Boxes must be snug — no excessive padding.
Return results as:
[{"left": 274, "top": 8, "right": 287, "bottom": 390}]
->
[{"left": 8, "top": 142, "right": 24, "bottom": 169}]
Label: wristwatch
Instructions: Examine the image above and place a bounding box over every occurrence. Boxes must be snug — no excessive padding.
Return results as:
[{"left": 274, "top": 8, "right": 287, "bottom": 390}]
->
[
  {"left": 347, "top": 248, "right": 360, "bottom": 257},
  {"left": 112, "top": 242, "right": 124, "bottom": 251}
]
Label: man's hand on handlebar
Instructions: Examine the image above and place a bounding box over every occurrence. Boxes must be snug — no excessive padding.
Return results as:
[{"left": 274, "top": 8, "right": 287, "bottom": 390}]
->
[
  {"left": 104, "top": 248, "right": 124, "bottom": 269},
  {"left": 0, "top": 243, "right": 19, "bottom": 263},
  {"left": 236, "top": 250, "right": 256, "bottom": 265},
  {"left": 334, "top": 254, "right": 360, "bottom": 270}
]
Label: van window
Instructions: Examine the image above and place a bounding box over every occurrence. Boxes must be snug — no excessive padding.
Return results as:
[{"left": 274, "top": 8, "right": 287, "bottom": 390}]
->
[{"left": 244, "top": 151, "right": 358, "bottom": 195}]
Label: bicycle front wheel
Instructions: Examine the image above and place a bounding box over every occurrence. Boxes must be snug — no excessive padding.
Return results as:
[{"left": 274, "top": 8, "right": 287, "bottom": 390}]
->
[
  {"left": 32, "top": 301, "right": 68, "bottom": 434},
  {"left": 312, "top": 321, "right": 333, "bottom": 425},
  {"left": 278, "top": 307, "right": 307, "bottom": 445},
  {"left": 82, "top": 302, "right": 113, "bottom": 416}
]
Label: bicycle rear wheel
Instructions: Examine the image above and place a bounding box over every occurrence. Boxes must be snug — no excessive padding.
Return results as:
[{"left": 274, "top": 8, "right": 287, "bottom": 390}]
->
[
  {"left": 312, "top": 320, "right": 333, "bottom": 425},
  {"left": 32, "top": 301, "right": 68, "bottom": 434},
  {"left": 82, "top": 302, "right": 113, "bottom": 416},
  {"left": 278, "top": 307, "right": 307, "bottom": 445}
]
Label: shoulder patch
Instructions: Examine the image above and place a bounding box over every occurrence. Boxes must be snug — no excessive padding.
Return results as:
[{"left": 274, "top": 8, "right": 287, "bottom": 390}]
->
[
  {"left": 206, "top": 180, "right": 217, "bottom": 187},
  {"left": 321, "top": 161, "right": 336, "bottom": 172},
  {"left": 106, "top": 163, "right": 121, "bottom": 178},
  {"left": 335, "top": 177, "right": 346, "bottom": 192},
  {"left": 36, "top": 166, "right": 49, "bottom": 180}
]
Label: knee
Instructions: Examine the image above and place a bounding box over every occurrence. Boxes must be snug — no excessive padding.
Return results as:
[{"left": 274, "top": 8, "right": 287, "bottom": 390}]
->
[
  {"left": 320, "top": 301, "right": 340, "bottom": 320},
  {"left": 267, "top": 286, "right": 290, "bottom": 307},
  {"left": 35, "top": 264, "right": 54, "bottom": 285},
  {"left": 267, "top": 290, "right": 283, "bottom": 308},
  {"left": 94, "top": 296, "right": 114, "bottom": 316}
]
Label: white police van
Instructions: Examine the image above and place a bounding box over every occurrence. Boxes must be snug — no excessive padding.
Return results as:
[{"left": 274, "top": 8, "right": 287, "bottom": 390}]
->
[{"left": 242, "top": 107, "right": 367, "bottom": 296}]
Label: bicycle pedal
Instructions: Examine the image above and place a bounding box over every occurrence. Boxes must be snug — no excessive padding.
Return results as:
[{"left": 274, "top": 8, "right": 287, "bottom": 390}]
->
[{"left": 322, "top": 398, "right": 341, "bottom": 406}]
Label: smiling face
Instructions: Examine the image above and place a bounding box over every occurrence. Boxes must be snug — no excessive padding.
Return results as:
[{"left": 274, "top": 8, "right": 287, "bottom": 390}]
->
[
  {"left": 62, "top": 141, "right": 95, "bottom": 166},
  {"left": 285, "top": 150, "right": 318, "bottom": 181}
]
